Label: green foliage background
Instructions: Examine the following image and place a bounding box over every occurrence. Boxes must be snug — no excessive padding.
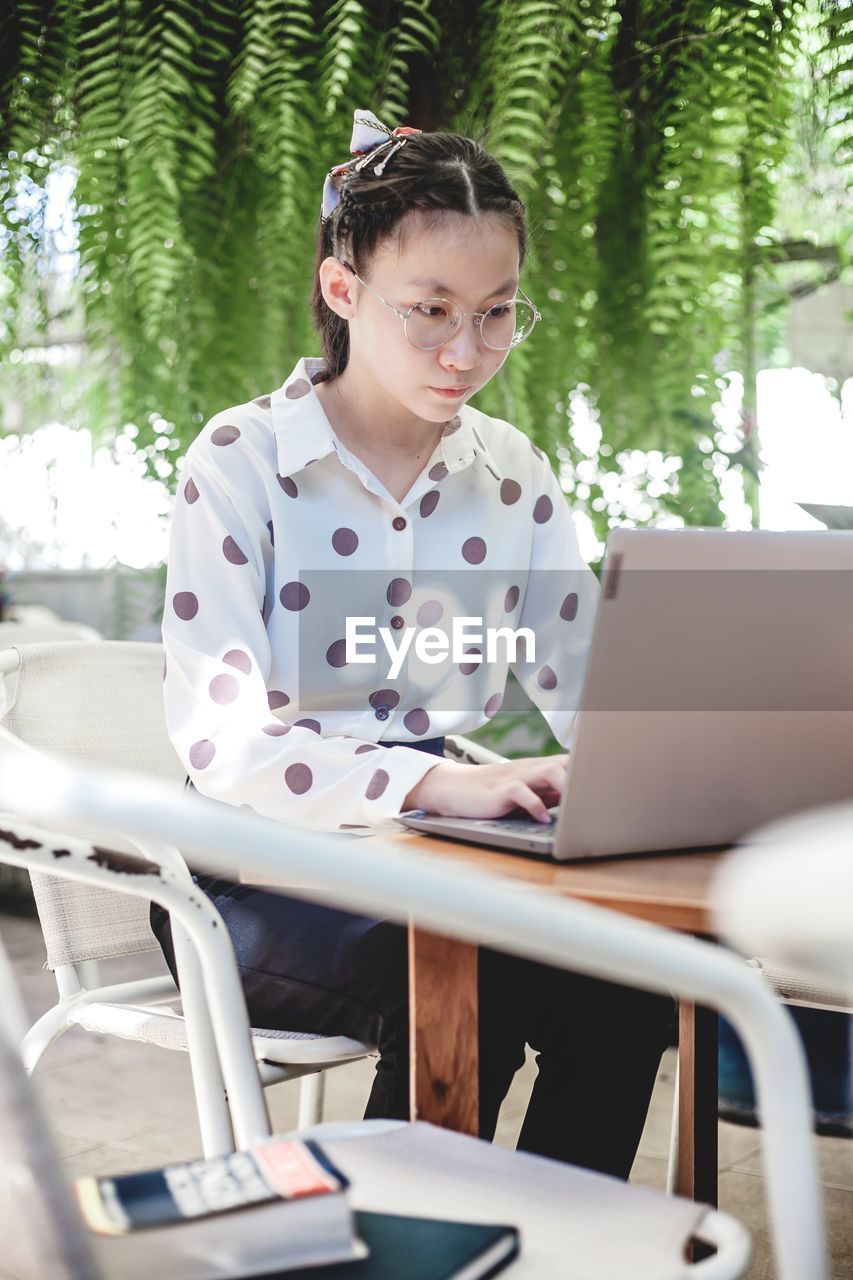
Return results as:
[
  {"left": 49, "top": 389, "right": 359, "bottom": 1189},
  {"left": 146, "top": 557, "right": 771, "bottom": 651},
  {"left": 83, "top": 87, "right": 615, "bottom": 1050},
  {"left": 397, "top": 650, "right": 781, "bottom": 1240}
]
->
[{"left": 1, "top": 0, "right": 851, "bottom": 544}]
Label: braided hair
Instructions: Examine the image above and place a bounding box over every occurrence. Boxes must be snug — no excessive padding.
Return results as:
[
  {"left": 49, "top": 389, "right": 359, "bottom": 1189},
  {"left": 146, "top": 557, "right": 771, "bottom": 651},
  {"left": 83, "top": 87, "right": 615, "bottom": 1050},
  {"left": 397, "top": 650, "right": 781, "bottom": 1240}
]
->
[{"left": 310, "top": 131, "right": 527, "bottom": 381}]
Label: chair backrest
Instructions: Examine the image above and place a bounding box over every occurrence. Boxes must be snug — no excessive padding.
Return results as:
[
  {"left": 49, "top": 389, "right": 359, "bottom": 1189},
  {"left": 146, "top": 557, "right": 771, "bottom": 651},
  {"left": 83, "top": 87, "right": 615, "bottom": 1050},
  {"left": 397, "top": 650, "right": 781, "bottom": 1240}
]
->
[
  {"left": 718, "top": 801, "right": 853, "bottom": 1002},
  {"left": 0, "top": 641, "right": 186, "bottom": 967}
]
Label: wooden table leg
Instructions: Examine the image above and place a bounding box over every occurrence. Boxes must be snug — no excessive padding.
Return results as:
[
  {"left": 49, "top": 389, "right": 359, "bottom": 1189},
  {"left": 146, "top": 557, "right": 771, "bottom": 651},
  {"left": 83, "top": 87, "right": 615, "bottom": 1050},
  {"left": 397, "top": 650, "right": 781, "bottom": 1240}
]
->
[
  {"left": 408, "top": 925, "right": 479, "bottom": 1134},
  {"left": 677, "top": 1000, "right": 719, "bottom": 1206}
]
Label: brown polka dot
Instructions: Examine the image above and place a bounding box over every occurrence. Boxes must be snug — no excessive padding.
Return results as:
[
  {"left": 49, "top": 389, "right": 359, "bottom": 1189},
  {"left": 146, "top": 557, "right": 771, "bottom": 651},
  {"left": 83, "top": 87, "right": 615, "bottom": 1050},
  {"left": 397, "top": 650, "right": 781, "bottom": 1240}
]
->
[
  {"left": 253, "top": 394, "right": 271, "bottom": 409},
  {"left": 500, "top": 479, "right": 521, "bottom": 505},
  {"left": 369, "top": 689, "right": 400, "bottom": 711},
  {"left": 223, "top": 535, "right": 248, "bottom": 565},
  {"left": 417, "top": 599, "right": 443, "bottom": 627},
  {"left": 340, "top": 823, "right": 369, "bottom": 830},
  {"left": 212, "top": 424, "right": 240, "bottom": 446},
  {"left": 560, "top": 592, "right": 579, "bottom": 621},
  {"left": 462, "top": 536, "right": 486, "bottom": 564},
  {"left": 443, "top": 416, "right": 461, "bottom": 435},
  {"left": 285, "top": 762, "right": 313, "bottom": 794},
  {"left": 516, "top": 634, "right": 533, "bottom": 663},
  {"left": 268, "top": 690, "right": 290, "bottom": 709},
  {"left": 420, "top": 490, "right": 440, "bottom": 518},
  {"left": 533, "top": 495, "right": 553, "bottom": 523},
  {"left": 209, "top": 673, "right": 239, "bottom": 704},
  {"left": 184, "top": 477, "right": 199, "bottom": 504},
  {"left": 267, "top": 520, "right": 274, "bottom": 546},
  {"left": 326, "top": 638, "right": 348, "bottom": 668},
  {"left": 286, "top": 379, "right": 312, "bottom": 399},
  {"left": 504, "top": 585, "right": 520, "bottom": 612},
  {"left": 404, "top": 708, "right": 430, "bottom": 735},
  {"left": 262, "top": 595, "right": 272, "bottom": 625},
  {"left": 531, "top": 441, "right": 544, "bottom": 459},
  {"left": 280, "top": 581, "right": 310, "bottom": 611},
  {"left": 365, "top": 769, "right": 390, "bottom": 800},
  {"left": 387, "top": 577, "right": 412, "bottom": 606},
  {"left": 428, "top": 461, "right": 448, "bottom": 481},
  {"left": 277, "top": 474, "right": 298, "bottom": 498},
  {"left": 223, "top": 649, "right": 251, "bottom": 673},
  {"left": 484, "top": 692, "right": 503, "bottom": 718},
  {"left": 355, "top": 743, "right": 380, "bottom": 753},
  {"left": 294, "top": 718, "right": 321, "bottom": 734},
  {"left": 459, "top": 647, "right": 482, "bottom": 675},
  {"left": 189, "top": 740, "right": 215, "bottom": 770},
  {"left": 263, "top": 722, "right": 291, "bottom": 736},
  {"left": 332, "top": 527, "right": 358, "bottom": 556},
  {"left": 173, "top": 591, "right": 198, "bottom": 621},
  {"left": 485, "top": 463, "right": 501, "bottom": 482},
  {"left": 538, "top": 665, "right": 558, "bottom": 690}
]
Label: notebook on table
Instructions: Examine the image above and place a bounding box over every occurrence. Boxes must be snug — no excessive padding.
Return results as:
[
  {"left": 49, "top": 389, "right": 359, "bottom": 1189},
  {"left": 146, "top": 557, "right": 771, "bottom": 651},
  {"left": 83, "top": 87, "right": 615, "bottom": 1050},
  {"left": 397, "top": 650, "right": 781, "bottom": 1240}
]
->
[
  {"left": 281, "top": 1211, "right": 519, "bottom": 1279},
  {"left": 401, "top": 528, "right": 853, "bottom": 861}
]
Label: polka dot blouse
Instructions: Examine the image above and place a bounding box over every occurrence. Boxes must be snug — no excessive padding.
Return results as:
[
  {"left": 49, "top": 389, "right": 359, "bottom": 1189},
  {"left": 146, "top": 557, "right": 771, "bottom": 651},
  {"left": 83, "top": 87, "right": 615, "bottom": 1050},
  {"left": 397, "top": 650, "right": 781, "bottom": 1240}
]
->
[{"left": 163, "top": 357, "right": 599, "bottom": 834}]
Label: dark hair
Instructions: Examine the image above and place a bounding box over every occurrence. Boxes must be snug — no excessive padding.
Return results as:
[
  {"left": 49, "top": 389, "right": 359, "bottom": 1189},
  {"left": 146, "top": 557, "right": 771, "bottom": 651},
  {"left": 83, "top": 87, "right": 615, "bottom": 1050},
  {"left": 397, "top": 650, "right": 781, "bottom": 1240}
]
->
[{"left": 310, "top": 131, "right": 527, "bottom": 381}]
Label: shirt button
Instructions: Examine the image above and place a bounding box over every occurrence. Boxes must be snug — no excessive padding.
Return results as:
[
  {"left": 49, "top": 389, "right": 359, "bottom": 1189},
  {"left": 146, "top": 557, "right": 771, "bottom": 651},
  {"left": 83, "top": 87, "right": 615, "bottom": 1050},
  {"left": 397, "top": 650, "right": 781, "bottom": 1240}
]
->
[
  {"left": 375, "top": 706, "right": 390, "bottom": 721},
  {"left": 392, "top": 516, "right": 407, "bottom": 531},
  {"left": 390, "top": 615, "right": 405, "bottom": 630}
]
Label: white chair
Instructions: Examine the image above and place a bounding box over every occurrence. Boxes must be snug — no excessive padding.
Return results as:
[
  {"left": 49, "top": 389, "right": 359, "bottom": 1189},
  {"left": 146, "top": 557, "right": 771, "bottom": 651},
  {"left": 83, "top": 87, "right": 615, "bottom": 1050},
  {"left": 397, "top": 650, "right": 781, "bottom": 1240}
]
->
[
  {"left": 0, "top": 751, "right": 831, "bottom": 1279},
  {"left": 0, "top": 640, "right": 374, "bottom": 1158},
  {"left": 665, "top": 884, "right": 851, "bottom": 1194},
  {"left": 0, "top": 612, "right": 102, "bottom": 645},
  {"left": 716, "top": 801, "right": 853, "bottom": 1003}
]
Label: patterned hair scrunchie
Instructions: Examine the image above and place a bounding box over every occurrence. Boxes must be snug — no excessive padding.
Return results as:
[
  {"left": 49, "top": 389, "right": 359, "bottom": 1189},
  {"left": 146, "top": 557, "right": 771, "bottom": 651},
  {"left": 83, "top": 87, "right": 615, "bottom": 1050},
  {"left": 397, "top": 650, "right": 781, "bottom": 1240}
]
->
[{"left": 321, "top": 108, "right": 422, "bottom": 223}]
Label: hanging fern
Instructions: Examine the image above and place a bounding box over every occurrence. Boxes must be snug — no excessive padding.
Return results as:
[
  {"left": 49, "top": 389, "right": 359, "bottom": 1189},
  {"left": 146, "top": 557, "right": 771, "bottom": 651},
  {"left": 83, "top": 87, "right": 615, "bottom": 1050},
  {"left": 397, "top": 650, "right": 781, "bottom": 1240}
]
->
[
  {"left": 0, "top": 0, "right": 848, "bottom": 532},
  {"left": 319, "top": 0, "right": 369, "bottom": 118},
  {"left": 822, "top": 0, "right": 853, "bottom": 182},
  {"left": 486, "top": 0, "right": 566, "bottom": 200},
  {"left": 376, "top": 0, "right": 441, "bottom": 122}
]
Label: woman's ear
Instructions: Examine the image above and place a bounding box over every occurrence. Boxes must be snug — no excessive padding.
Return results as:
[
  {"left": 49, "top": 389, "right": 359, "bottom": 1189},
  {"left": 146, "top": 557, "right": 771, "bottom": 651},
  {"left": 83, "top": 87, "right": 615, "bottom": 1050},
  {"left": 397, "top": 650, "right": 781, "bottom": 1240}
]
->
[{"left": 319, "top": 256, "right": 358, "bottom": 320}]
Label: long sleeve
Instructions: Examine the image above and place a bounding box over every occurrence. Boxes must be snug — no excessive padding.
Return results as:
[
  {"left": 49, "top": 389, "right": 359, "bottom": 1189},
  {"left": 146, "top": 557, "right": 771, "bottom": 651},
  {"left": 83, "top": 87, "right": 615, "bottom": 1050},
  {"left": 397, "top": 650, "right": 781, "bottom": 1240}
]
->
[
  {"left": 162, "top": 419, "right": 439, "bottom": 834},
  {"left": 509, "top": 454, "right": 599, "bottom": 749}
]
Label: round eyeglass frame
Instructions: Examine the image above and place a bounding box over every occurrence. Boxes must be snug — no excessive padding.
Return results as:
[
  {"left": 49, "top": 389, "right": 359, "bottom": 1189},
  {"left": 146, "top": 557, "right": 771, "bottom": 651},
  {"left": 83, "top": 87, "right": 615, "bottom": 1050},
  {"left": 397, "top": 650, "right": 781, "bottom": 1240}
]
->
[{"left": 338, "top": 259, "right": 541, "bottom": 352}]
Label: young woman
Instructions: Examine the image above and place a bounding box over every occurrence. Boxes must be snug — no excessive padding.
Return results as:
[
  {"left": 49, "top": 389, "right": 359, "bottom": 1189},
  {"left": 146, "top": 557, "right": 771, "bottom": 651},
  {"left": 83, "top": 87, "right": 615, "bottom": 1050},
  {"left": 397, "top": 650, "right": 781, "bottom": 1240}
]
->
[{"left": 153, "top": 111, "right": 672, "bottom": 1179}]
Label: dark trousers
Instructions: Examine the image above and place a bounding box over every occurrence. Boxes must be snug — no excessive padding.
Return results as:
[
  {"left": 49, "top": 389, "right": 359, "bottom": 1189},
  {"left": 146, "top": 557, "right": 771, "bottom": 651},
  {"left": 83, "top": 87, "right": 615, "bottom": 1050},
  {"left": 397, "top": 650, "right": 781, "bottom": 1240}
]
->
[{"left": 150, "top": 737, "right": 672, "bottom": 1179}]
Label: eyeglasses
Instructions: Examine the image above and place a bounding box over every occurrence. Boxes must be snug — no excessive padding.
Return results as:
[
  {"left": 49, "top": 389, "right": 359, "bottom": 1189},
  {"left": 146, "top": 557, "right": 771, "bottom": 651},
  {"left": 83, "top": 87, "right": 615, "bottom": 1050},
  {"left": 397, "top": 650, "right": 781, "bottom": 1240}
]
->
[{"left": 339, "top": 260, "right": 541, "bottom": 352}]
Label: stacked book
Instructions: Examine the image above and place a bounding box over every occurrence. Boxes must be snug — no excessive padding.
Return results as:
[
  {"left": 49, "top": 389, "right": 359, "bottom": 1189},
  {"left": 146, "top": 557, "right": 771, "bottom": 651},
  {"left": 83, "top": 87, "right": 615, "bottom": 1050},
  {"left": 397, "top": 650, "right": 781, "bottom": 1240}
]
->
[{"left": 76, "top": 1134, "right": 518, "bottom": 1279}]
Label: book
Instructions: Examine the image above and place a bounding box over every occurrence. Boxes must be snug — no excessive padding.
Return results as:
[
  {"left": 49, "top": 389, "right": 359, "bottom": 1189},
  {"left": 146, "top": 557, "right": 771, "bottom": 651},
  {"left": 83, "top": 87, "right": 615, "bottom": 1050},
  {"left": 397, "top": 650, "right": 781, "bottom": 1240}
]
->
[
  {"left": 75, "top": 1136, "right": 365, "bottom": 1279},
  {"left": 280, "top": 1211, "right": 520, "bottom": 1280},
  {"left": 797, "top": 502, "right": 853, "bottom": 530}
]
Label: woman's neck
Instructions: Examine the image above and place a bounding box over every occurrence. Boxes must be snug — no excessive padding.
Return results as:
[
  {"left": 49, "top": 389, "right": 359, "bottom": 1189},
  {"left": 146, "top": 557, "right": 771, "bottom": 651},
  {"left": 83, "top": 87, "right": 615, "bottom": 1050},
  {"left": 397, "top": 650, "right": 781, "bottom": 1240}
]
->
[{"left": 315, "top": 365, "right": 446, "bottom": 461}]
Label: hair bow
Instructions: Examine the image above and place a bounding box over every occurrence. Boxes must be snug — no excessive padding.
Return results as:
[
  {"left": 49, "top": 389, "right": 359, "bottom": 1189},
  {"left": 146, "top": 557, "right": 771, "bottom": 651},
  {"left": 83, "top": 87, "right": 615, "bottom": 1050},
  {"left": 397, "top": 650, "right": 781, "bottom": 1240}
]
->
[{"left": 321, "top": 109, "right": 422, "bottom": 223}]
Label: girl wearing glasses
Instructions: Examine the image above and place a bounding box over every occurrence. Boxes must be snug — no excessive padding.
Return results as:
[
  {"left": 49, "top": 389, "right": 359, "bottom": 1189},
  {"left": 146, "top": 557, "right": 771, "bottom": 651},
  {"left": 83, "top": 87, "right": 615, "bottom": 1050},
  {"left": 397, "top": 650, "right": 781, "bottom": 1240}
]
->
[{"left": 155, "top": 111, "right": 671, "bottom": 1179}]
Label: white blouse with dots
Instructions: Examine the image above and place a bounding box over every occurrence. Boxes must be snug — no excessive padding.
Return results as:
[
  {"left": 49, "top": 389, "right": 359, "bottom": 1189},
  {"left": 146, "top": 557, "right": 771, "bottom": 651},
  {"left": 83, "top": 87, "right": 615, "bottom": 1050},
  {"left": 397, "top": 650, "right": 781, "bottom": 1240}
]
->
[{"left": 162, "top": 356, "right": 600, "bottom": 833}]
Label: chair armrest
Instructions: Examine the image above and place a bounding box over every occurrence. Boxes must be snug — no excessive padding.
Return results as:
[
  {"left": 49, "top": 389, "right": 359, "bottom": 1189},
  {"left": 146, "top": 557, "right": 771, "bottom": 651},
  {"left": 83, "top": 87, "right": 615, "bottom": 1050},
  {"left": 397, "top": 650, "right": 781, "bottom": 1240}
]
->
[{"left": 0, "top": 814, "right": 270, "bottom": 1149}]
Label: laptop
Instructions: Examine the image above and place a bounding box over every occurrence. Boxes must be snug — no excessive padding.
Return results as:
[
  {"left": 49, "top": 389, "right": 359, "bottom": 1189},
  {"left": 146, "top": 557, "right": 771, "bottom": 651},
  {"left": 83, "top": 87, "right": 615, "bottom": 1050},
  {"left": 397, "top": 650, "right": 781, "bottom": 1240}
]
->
[
  {"left": 797, "top": 502, "right": 853, "bottom": 531},
  {"left": 401, "top": 528, "right": 853, "bottom": 860}
]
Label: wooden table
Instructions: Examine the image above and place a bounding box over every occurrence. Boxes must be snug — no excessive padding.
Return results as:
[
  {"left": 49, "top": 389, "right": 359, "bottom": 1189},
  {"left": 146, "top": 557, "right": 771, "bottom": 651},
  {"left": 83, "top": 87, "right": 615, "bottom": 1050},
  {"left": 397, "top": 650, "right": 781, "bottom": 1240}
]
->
[{"left": 373, "top": 830, "right": 726, "bottom": 1205}]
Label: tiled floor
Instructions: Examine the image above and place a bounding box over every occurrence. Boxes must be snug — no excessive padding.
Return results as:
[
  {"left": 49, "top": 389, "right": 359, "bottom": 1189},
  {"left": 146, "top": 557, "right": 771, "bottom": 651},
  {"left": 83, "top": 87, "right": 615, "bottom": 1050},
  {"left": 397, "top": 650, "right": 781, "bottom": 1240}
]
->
[{"left": 2, "top": 903, "right": 851, "bottom": 1279}]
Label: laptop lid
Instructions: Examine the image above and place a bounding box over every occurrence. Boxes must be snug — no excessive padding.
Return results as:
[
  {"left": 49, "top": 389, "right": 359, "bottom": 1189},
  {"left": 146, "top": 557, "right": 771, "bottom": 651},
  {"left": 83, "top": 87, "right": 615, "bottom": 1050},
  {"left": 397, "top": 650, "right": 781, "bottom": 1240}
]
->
[
  {"left": 552, "top": 527, "right": 853, "bottom": 859},
  {"left": 797, "top": 502, "right": 853, "bottom": 531}
]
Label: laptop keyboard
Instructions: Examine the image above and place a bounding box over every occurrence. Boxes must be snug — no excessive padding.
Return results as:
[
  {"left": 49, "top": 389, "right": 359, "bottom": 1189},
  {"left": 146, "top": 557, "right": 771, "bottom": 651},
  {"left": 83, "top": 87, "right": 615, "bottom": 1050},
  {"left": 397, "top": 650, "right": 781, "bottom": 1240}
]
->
[{"left": 472, "top": 810, "right": 558, "bottom": 838}]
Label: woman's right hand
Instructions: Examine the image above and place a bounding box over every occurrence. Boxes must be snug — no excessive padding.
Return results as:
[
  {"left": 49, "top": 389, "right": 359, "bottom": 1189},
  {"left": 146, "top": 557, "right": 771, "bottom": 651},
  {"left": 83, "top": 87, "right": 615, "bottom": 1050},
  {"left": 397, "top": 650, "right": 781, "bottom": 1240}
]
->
[{"left": 402, "top": 755, "right": 568, "bottom": 825}]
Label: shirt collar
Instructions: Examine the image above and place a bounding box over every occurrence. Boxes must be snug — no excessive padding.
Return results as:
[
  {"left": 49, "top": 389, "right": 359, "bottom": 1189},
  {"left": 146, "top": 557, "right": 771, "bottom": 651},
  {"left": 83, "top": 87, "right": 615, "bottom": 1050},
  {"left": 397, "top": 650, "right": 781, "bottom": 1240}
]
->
[
  {"left": 271, "top": 358, "right": 339, "bottom": 478},
  {"left": 271, "top": 356, "right": 505, "bottom": 483}
]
